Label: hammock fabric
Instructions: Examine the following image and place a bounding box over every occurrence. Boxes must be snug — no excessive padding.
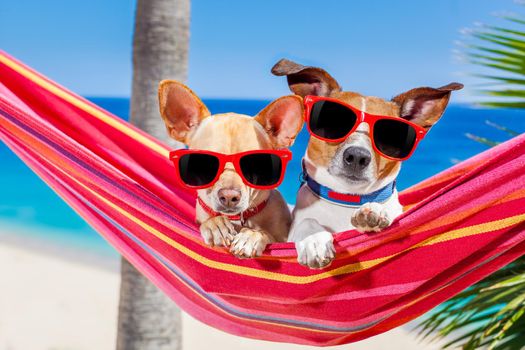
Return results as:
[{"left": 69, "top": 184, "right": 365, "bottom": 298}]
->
[{"left": 0, "top": 51, "right": 524, "bottom": 346}]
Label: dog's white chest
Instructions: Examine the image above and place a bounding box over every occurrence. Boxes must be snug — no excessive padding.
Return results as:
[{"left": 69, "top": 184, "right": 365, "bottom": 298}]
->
[{"left": 289, "top": 185, "right": 402, "bottom": 241}]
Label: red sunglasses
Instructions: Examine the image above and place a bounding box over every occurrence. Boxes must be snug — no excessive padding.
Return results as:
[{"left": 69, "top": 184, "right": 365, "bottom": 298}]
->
[
  {"left": 169, "top": 149, "right": 292, "bottom": 190},
  {"left": 304, "top": 95, "right": 427, "bottom": 161}
]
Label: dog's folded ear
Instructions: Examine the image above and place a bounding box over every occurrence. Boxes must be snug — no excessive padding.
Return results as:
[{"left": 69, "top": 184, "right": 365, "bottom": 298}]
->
[
  {"left": 392, "top": 83, "right": 464, "bottom": 129},
  {"left": 271, "top": 59, "right": 341, "bottom": 97},
  {"left": 158, "top": 80, "right": 211, "bottom": 144},
  {"left": 255, "top": 95, "right": 304, "bottom": 149}
]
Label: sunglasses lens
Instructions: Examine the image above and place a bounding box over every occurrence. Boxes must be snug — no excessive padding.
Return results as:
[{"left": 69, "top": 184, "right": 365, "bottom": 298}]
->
[
  {"left": 178, "top": 153, "right": 220, "bottom": 187},
  {"left": 373, "top": 119, "right": 417, "bottom": 159},
  {"left": 309, "top": 100, "right": 357, "bottom": 140},
  {"left": 239, "top": 153, "right": 283, "bottom": 187}
]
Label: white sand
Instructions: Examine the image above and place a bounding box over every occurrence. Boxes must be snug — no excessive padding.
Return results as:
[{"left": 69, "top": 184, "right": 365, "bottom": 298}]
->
[
  {"left": 0, "top": 238, "right": 444, "bottom": 350},
  {"left": 0, "top": 242, "right": 120, "bottom": 350}
]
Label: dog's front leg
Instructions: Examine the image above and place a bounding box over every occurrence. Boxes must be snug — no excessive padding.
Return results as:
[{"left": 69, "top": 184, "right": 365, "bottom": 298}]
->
[
  {"left": 294, "top": 219, "right": 335, "bottom": 269},
  {"left": 230, "top": 228, "right": 272, "bottom": 258},
  {"left": 200, "top": 216, "right": 237, "bottom": 247},
  {"left": 351, "top": 202, "right": 391, "bottom": 233}
]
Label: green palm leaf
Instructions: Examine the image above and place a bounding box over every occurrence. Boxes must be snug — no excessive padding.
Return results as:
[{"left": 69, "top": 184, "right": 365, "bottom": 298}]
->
[
  {"left": 418, "top": 6, "right": 525, "bottom": 349},
  {"left": 418, "top": 258, "right": 525, "bottom": 348}
]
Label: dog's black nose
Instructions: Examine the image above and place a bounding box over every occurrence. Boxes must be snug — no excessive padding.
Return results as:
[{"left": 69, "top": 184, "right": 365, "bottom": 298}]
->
[
  {"left": 343, "top": 147, "right": 371, "bottom": 171},
  {"left": 218, "top": 188, "right": 241, "bottom": 208}
]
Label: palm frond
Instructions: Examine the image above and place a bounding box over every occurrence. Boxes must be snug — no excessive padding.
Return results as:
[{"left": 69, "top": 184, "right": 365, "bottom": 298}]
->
[
  {"left": 485, "top": 120, "right": 521, "bottom": 136},
  {"left": 465, "top": 12, "right": 525, "bottom": 107},
  {"left": 418, "top": 5, "right": 525, "bottom": 349},
  {"left": 418, "top": 258, "right": 525, "bottom": 349},
  {"left": 464, "top": 133, "right": 500, "bottom": 146}
]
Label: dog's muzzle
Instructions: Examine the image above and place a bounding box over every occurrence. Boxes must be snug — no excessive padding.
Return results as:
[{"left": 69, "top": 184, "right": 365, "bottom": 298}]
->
[{"left": 342, "top": 146, "right": 371, "bottom": 173}]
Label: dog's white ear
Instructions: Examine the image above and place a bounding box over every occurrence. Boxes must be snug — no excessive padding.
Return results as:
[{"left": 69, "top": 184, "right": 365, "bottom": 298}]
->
[
  {"left": 158, "top": 80, "right": 210, "bottom": 144},
  {"left": 392, "top": 83, "right": 463, "bottom": 129},
  {"left": 271, "top": 59, "right": 341, "bottom": 97},
  {"left": 255, "top": 95, "right": 304, "bottom": 149}
]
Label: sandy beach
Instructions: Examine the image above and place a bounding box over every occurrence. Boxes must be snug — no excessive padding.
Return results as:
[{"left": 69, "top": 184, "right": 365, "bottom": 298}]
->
[{"left": 0, "top": 233, "right": 444, "bottom": 350}]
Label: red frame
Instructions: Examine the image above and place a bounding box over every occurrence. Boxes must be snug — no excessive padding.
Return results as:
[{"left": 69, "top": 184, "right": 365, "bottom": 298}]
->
[
  {"left": 303, "top": 95, "right": 428, "bottom": 161},
  {"left": 169, "top": 149, "right": 292, "bottom": 190}
]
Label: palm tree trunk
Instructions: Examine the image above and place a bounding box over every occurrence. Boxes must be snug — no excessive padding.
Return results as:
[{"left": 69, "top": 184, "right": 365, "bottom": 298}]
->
[{"left": 116, "top": 0, "right": 189, "bottom": 349}]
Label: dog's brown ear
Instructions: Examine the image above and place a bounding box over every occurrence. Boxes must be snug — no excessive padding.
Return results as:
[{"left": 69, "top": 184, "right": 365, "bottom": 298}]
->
[
  {"left": 255, "top": 95, "right": 304, "bottom": 148},
  {"left": 158, "top": 80, "right": 211, "bottom": 144},
  {"left": 271, "top": 58, "right": 341, "bottom": 97},
  {"left": 392, "top": 82, "right": 463, "bottom": 129}
]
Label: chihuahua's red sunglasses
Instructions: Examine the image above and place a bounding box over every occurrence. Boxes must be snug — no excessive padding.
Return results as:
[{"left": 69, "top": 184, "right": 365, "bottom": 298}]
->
[
  {"left": 169, "top": 149, "right": 292, "bottom": 190},
  {"left": 304, "top": 95, "right": 427, "bottom": 161}
]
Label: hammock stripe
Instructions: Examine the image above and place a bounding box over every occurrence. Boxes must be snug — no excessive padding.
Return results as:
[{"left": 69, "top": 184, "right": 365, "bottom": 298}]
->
[{"left": 0, "top": 51, "right": 524, "bottom": 346}]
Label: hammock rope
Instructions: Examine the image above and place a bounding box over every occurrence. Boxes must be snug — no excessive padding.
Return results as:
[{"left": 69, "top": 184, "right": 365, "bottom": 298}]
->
[{"left": 0, "top": 51, "right": 524, "bottom": 346}]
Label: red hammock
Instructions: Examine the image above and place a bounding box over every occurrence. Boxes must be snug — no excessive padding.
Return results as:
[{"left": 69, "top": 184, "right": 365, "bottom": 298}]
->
[{"left": 0, "top": 51, "right": 524, "bottom": 346}]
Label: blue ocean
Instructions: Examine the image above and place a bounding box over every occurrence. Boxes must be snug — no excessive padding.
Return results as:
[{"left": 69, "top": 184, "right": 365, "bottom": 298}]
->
[{"left": 0, "top": 98, "right": 524, "bottom": 255}]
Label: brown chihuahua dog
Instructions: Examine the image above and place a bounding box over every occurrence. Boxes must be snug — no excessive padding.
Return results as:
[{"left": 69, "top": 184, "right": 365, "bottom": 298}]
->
[{"left": 158, "top": 80, "right": 304, "bottom": 258}]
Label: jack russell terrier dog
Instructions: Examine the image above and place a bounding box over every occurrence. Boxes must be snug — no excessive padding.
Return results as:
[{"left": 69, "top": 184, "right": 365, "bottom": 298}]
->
[
  {"left": 272, "top": 59, "right": 462, "bottom": 269},
  {"left": 159, "top": 80, "right": 304, "bottom": 258}
]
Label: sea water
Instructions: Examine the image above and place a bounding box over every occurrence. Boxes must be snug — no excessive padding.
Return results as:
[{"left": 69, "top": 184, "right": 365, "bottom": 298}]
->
[{"left": 0, "top": 98, "right": 524, "bottom": 252}]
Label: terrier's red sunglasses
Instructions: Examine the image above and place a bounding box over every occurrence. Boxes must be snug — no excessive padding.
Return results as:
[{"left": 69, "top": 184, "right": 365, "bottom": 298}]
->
[
  {"left": 304, "top": 95, "right": 427, "bottom": 161},
  {"left": 169, "top": 149, "right": 292, "bottom": 190}
]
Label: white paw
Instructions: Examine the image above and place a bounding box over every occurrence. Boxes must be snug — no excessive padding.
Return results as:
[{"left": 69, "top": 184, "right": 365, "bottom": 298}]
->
[
  {"left": 296, "top": 231, "right": 335, "bottom": 269},
  {"left": 230, "top": 228, "right": 270, "bottom": 258},
  {"left": 351, "top": 202, "right": 391, "bottom": 233},
  {"left": 200, "top": 216, "right": 236, "bottom": 247}
]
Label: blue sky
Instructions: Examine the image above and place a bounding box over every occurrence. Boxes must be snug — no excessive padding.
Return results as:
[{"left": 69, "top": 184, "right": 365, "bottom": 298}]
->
[{"left": 1, "top": 0, "right": 523, "bottom": 101}]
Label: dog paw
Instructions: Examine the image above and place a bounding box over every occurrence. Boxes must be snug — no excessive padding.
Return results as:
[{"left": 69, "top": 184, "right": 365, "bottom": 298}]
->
[
  {"left": 200, "top": 216, "right": 236, "bottom": 247},
  {"left": 230, "top": 228, "right": 270, "bottom": 258},
  {"left": 296, "top": 231, "right": 335, "bottom": 269},
  {"left": 351, "top": 202, "right": 391, "bottom": 233}
]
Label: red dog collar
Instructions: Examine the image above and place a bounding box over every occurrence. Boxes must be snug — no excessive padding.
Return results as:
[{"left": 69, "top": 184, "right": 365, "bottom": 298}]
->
[{"left": 197, "top": 196, "right": 269, "bottom": 223}]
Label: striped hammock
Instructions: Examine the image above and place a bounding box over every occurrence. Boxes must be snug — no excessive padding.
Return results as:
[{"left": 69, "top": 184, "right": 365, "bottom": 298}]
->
[{"left": 0, "top": 51, "right": 524, "bottom": 346}]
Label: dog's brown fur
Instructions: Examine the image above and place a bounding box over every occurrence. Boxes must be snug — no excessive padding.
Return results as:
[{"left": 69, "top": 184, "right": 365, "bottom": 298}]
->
[
  {"left": 158, "top": 80, "right": 304, "bottom": 258},
  {"left": 272, "top": 59, "right": 462, "bottom": 268},
  {"left": 272, "top": 59, "right": 463, "bottom": 185}
]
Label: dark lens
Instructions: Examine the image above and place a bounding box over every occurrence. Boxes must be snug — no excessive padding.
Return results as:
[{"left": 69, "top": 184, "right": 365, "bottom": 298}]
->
[
  {"left": 239, "top": 153, "right": 282, "bottom": 187},
  {"left": 178, "top": 153, "right": 220, "bottom": 187},
  {"left": 373, "top": 119, "right": 417, "bottom": 159},
  {"left": 309, "top": 100, "right": 357, "bottom": 140}
]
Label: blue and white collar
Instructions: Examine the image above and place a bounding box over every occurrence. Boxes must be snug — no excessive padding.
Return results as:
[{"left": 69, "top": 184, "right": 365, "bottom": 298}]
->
[{"left": 300, "top": 162, "right": 396, "bottom": 207}]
